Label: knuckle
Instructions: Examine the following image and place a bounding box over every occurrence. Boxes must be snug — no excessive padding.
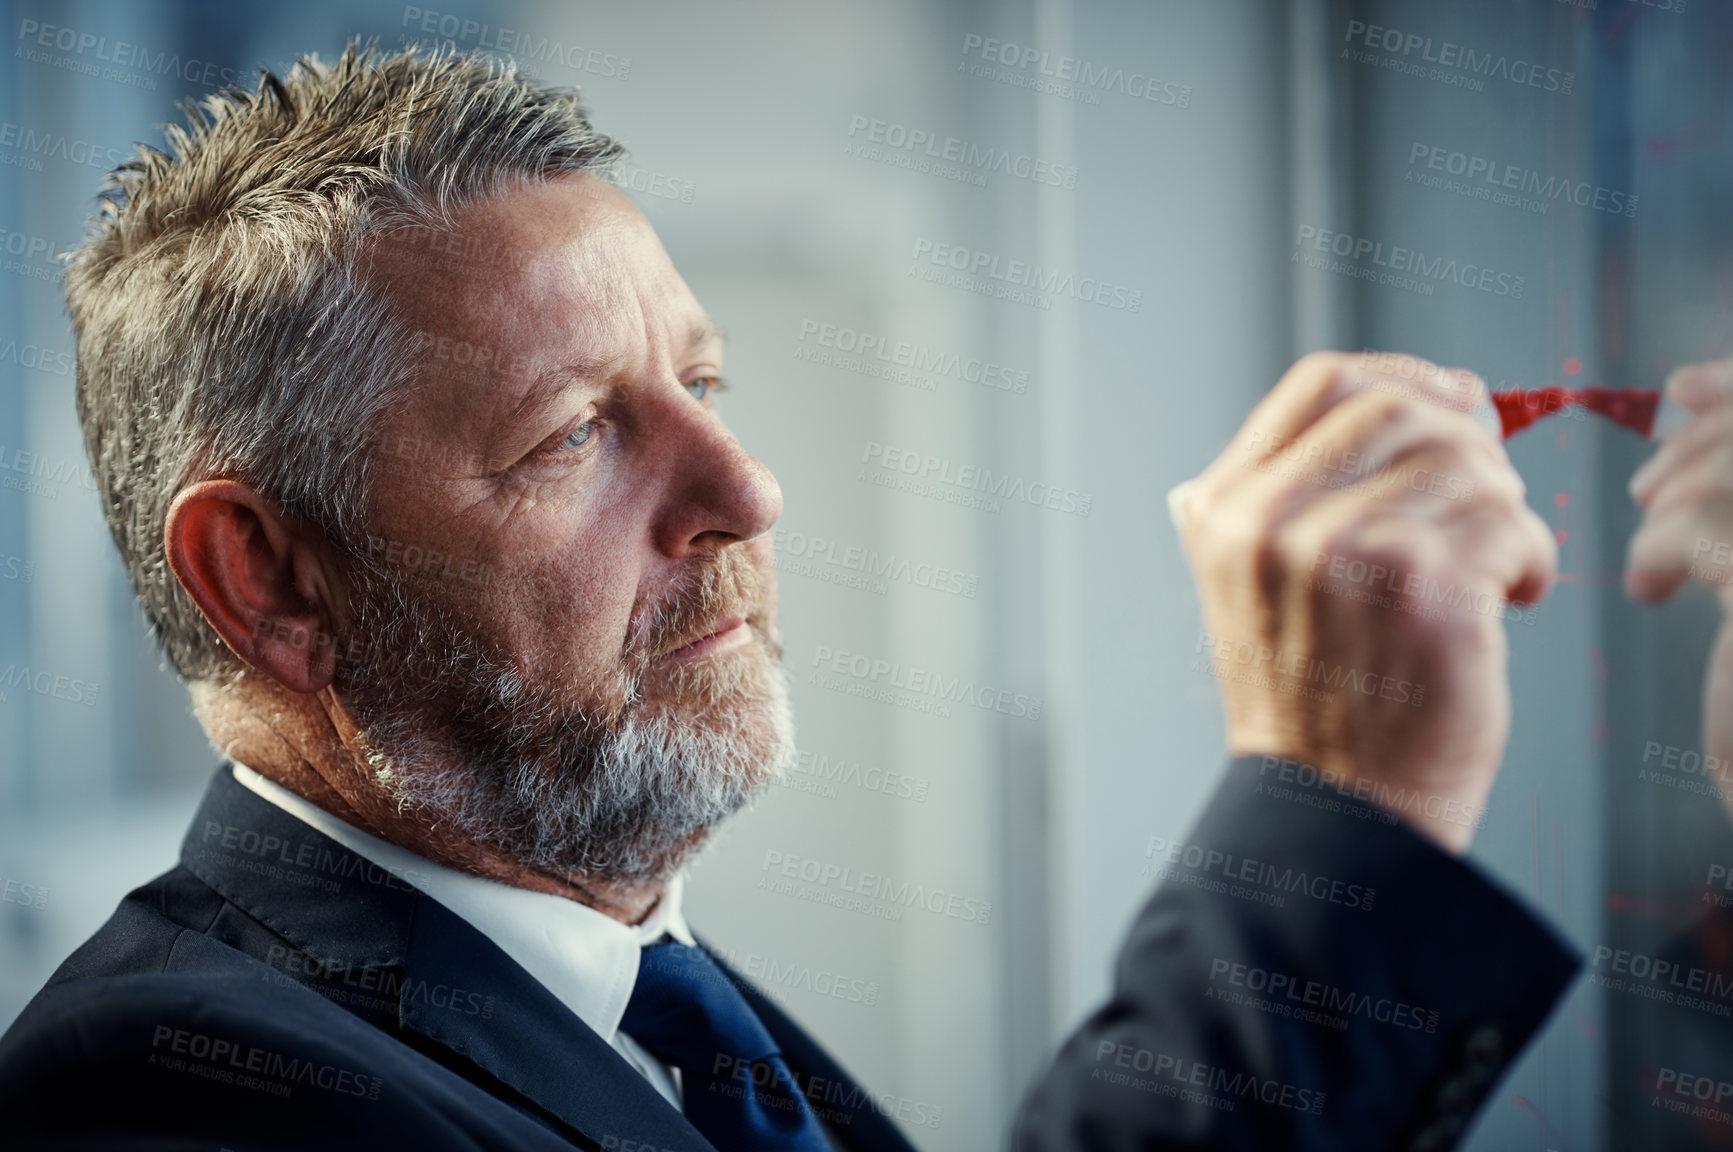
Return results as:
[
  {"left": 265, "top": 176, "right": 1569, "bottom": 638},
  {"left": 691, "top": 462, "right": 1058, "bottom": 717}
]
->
[
  {"left": 1292, "top": 351, "right": 1355, "bottom": 404},
  {"left": 1440, "top": 435, "right": 1506, "bottom": 482},
  {"left": 1315, "top": 526, "right": 1361, "bottom": 569},
  {"left": 1192, "top": 486, "right": 1275, "bottom": 566},
  {"left": 1319, "top": 519, "right": 1412, "bottom": 576},
  {"left": 1349, "top": 390, "right": 1419, "bottom": 433},
  {"left": 1522, "top": 503, "right": 1559, "bottom": 549},
  {"left": 1403, "top": 544, "right": 1460, "bottom": 597},
  {"left": 1471, "top": 468, "right": 1525, "bottom": 512},
  {"left": 1294, "top": 349, "right": 1348, "bottom": 379}
]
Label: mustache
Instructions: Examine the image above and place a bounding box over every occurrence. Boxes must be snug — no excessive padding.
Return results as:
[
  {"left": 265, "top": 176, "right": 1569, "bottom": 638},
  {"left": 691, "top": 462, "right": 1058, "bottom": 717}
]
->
[
  {"left": 331, "top": 535, "right": 778, "bottom": 725},
  {"left": 627, "top": 547, "right": 772, "bottom": 670}
]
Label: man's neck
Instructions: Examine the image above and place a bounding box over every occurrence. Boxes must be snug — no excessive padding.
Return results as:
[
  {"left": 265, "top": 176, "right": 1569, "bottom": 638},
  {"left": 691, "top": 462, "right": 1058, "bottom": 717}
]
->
[{"left": 191, "top": 675, "right": 667, "bottom": 926}]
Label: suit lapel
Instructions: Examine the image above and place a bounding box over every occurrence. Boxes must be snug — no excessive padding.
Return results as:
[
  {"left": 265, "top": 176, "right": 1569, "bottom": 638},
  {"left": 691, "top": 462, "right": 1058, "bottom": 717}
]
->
[{"left": 180, "top": 766, "right": 716, "bottom": 1152}]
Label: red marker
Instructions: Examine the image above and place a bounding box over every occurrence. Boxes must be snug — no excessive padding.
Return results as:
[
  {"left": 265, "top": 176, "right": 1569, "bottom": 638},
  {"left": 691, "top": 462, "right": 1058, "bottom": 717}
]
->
[{"left": 1483, "top": 387, "right": 1691, "bottom": 440}]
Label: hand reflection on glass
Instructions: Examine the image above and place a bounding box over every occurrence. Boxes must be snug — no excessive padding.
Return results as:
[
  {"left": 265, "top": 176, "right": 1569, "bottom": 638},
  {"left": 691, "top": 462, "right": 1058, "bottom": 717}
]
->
[{"left": 1627, "top": 358, "right": 1733, "bottom": 818}]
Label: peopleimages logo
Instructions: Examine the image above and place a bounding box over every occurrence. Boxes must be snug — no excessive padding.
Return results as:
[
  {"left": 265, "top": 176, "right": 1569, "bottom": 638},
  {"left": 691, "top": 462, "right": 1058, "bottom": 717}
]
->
[
  {"left": 1294, "top": 225, "right": 1525, "bottom": 298},
  {"left": 0, "top": 120, "right": 125, "bottom": 172},
  {"left": 1092, "top": 1041, "right": 1326, "bottom": 1115},
  {"left": 908, "top": 238, "right": 1143, "bottom": 313},
  {"left": 1144, "top": 834, "right": 1377, "bottom": 911},
  {"left": 847, "top": 115, "right": 1077, "bottom": 188},
  {"left": 15, "top": 19, "right": 243, "bottom": 91},
  {"left": 0, "top": 225, "right": 69, "bottom": 283},
  {"left": 958, "top": 34, "right": 1193, "bottom": 108},
  {"left": 810, "top": 643, "right": 1042, "bottom": 721},
  {"left": 760, "top": 849, "right": 993, "bottom": 925},
  {"left": 772, "top": 525, "right": 980, "bottom": 599},
  {"left": 1341, "top": 19, "right": 1574, "bottom": 94},
  {"left": 782, "top": 748, "right": 931, "bottom": 803},
  {"left": 0, "top": 339, "right": 75, "bottom": 378},
  {"left": 0, "top": 665, "right": 100, "bottom": 707},
  {"left": 0, "top": 444, "right": 96, "bottom": 502},
  {"left": 1207, "top": 958, "right": 1439, "bottom": 1033},
  {"left": 603, "top": 161, "right": 695, "bottom": 205},
  {"left": 797, "top": 319, "right": 1029, "bottom": 395},
  {"left": 1193, "top": 632, "right": 1426, "bottom": 710},
  {"left": 0, "top": 875, "right": 47, "bottom": 910},
  {"left": 1406, "top": 142, "right": 1637, "bottom": 217},
  {"left": 149, "top": 1025, "right": 383, "bottom": 1101},
  {"left": 1590, "top": 944, "right": 1733, "bottom": 1017},
  {"left": 399, "top": 7, "right": 630, "bottom": 80},
  {"left": 731, "top": 949, "right": 881, "bottom": 1008},
  {"left": 861, "top": 441, "right": 1093, "bottom": 517}
]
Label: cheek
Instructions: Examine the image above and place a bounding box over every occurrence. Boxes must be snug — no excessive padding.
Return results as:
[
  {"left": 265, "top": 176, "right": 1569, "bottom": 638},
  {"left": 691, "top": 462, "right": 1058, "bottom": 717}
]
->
[
  {"left": 485, "top": 474, "right": 652, "bottom": 663},
  {"left": 502, "top": 551, "right": 642, "bottom": 675}
]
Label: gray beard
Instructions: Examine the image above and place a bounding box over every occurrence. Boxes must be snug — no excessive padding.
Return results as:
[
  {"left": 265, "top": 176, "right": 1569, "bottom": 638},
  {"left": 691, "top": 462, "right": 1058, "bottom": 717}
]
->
[{"left": 332, "top": 553, "right": 793, "bottom": 885}]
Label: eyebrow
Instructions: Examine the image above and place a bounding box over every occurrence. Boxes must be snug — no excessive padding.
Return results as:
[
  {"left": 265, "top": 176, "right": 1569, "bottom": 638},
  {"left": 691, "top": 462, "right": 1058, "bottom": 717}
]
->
[
  {"left": 689, "top": 317, "right": 727, "bottom": 350},
  {"left": 500, "top": 314, "right": 729, "bottom": 432},
  {"left": 503, "top": 351, "right": 626, "bottom": 432}
]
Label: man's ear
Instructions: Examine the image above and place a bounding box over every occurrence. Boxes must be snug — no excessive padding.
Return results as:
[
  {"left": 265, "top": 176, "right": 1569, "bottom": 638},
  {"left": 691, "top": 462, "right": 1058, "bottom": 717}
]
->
[{"left": 164, "top": 480, "right": 347, "bottom": 694}]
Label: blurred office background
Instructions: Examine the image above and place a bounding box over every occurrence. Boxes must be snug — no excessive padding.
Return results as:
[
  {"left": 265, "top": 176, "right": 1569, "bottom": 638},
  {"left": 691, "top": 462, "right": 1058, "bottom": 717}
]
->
[{"left": 0, "top": 0, "right": 1726, "bottom": 1147}]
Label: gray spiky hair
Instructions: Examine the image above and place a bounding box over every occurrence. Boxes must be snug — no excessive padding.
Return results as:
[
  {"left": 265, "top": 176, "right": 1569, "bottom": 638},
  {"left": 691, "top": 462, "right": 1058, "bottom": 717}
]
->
[{"left": 66, "top": 40, "right": 623, "bottom": 684}]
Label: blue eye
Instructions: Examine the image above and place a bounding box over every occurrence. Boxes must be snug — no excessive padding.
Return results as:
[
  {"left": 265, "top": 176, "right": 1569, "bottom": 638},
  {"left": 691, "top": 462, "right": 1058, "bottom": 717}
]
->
[
  {"left": 684, "top": 376, "right": 715, "bottom": 402},
  {"left": 562, "top": 420, "right": 595, "bottom": 449}
]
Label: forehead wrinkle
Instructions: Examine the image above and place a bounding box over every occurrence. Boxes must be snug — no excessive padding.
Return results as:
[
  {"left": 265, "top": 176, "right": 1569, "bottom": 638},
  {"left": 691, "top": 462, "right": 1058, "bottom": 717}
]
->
[
  {"left": 406, "top": 184, "right": 708, "bottom": 461},
  {"left": 623, "top": 276, "right": 715, "bottom": 381},
  {"left": 490, "top": 259, "right": 643, "bottom": 429}
]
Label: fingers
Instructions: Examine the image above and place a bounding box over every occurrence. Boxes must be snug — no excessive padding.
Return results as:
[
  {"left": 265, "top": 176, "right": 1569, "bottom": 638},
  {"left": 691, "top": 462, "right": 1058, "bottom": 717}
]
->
[
  {"left": 1626, "top": 497, "right": 1733, "bottom": 603},
  {"left": 1440, "top": 493, "right": 1559, "bottom": 608},
  {"left": 1642, "top": 439, "right": 1733, "bottom": 522},
  {"left": 1626, "top": 384, "right": 1733, "bottom": 602},
  {"left": 1222, "top": 351, "right": 1362, "bottom": 465},
  {"left": 1219, "top": 351, "right": 1494, "bottom": 476},
  {"left": 1328, "top": 394, "right": 1514, "bottom": 505},
  {"left": 1331, "top": 440, "right": 1552, "bottom": 607},
  {"left": 1347, "top": 350, "right": 1492, "bottom": 422},
  {"left": 1183, "top": 350, "right": 1538, "bottom": 624},
  {"left": 1222, "top": 374, "right": 1504, "bottom": 514},
  {"left": 1231, "top": 386, "right": 1515, "bottom": 520},
  {"left": 1184, "top": 353, "right": 1540, "bottom": 837},
  {"left": 1631, "top": 405, "right": 1733, "bottom": 506},
  {"left": 1250, "top": 420, "right": 1548, "bottom": 617},
  {"left": 1665, "top": 357, "right": 1733, "bottom": 416}
]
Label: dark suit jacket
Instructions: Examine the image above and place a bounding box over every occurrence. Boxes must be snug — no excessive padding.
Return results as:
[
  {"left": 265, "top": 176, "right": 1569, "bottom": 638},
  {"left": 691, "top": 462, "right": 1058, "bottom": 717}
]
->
[
  {"left": 1014, "top": 755, "right": 1583, "bottom": 1151},
  {"left": 0, "top": 764, "right": 918, "bottom": 1151},
  {"left": 1, "top": 755, "right": 1582, "bottom": 1151}
]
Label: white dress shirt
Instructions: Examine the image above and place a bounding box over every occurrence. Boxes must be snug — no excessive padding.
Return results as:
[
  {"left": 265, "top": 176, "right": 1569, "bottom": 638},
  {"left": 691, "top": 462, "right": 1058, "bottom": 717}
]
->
[{"left": 230, "top": 761, "right": 690, "bottom": 1108}]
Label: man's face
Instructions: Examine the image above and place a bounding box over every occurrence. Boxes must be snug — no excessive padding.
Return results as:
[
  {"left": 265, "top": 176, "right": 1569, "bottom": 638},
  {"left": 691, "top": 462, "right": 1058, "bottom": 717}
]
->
[{"left": 333, "top": 172, "right": 789, "bottom": 885}]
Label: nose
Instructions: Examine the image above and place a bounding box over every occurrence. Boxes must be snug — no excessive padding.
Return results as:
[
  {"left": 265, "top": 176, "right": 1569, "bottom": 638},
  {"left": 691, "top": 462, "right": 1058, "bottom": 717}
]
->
[{"left": 652, "top": 400, "right": 783, "bottom": 559}]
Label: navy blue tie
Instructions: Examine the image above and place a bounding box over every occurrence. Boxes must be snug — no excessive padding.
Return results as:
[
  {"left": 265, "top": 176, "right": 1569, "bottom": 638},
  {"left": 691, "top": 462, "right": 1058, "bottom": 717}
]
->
[{"left": 622, "top": 940, "right": 832, "bottom": 1151}]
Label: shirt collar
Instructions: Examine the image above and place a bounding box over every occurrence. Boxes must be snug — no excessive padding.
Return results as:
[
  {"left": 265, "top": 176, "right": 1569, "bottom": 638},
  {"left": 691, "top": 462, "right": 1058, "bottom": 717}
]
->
[{"left": 229, "top": 761, "right": 694, "bottom": 1047}]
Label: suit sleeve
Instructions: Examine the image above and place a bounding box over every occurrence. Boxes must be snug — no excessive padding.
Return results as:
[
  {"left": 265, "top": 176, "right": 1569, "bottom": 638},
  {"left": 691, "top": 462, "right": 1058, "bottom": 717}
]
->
[{"left": 1013, "top": 755, "right": 1582, "bottom": 1152}]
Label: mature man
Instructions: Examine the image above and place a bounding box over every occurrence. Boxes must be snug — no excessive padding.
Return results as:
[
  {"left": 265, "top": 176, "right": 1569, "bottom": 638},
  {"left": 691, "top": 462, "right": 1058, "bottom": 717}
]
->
[{"left": 5, "top": 40, "right": 1729, "bottom": 1151}]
